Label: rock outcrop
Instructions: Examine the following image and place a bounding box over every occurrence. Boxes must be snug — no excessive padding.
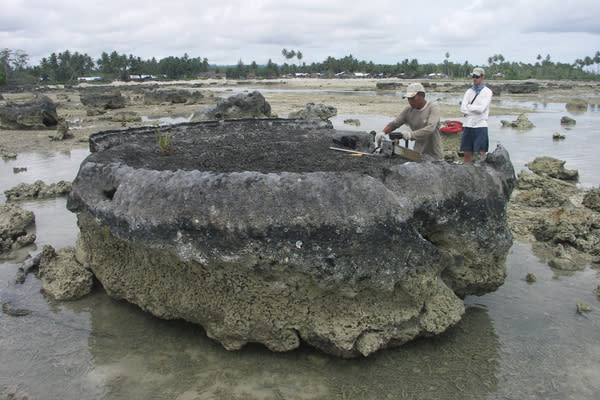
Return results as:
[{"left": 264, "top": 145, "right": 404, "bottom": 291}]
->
[
  {"left": 508, "top": 157, "right": 600, "bottom": 268},
  {"left": 67, "top": 118, "right": 515, "bottom": 357},
  {"left": 288, "top": 103, "right": 337, "bottom": 120},
  {"left": 38, "top": 245, "right": 94, "bottom": 300},
  {"left": 79, "top": 88, "right": 125, "bottom": 110},
  {"left": 191, "top": 91, "right": 271, "bottom": 121},
  {"left": 144, "top": 89, "right": 205, "bottom": 105},
  {"left": 4, "top": 180, "right": 72, "bottom": 201},
  {"left": 0, "top": 95, "right": 59, "bottom": 130},
  {"left": 504, "top": 81, "right": 540, "bottom": 94},
  {"left": 501, "top": 114, "right": 535, "bottom": 129},
  {"left": 0, "top": 203, "right": 36, "bottom": 254}
]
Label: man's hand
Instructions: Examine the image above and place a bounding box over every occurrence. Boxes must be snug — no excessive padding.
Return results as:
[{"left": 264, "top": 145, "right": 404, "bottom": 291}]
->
[
  {"left": 374, "top": 131, "right": 387, "bottom": 147},
  {"left": 401, "top": 131, "right": 413, "bottom": 141}
]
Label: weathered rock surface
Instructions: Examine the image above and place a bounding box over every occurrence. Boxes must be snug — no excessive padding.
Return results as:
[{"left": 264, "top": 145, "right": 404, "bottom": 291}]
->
[
  {"left": 4, "top": 180, "right": 72, "bottom": 201},
  {"left": 526, "top": 156, "right": 578, "bottom": 181},
  {"left": 144, "top": 89, "right": 205, "bottom": 105},
  {"left": 79, "top": 88, "right": 126, "bottom": 109},
  {"left": 67, "top": 118, "right": 515, "bottom": 357},
  {"left": 288, "top": 102, "right": 338, "bottom": 120},
  {"left": 191, "top": 91, "right": 271, "bottom": 121},
  {"left": 583, "top": 188, "right": 600, "bottom": 212},
  {"left": 38, "top": 245, "right": 94, "bottom": 300},
  {"left": 501, "top": 114, "right": 535, "bottom": 129},
  {"left": 504, "top": 81, "right": 540, "bottom": 94},
  {"left": 0, "top": 203, "right": 36, "bottom": 254},
  {"left": 508, "top": 158, "right": 600, "bottom": 267},
  {"left": 0, "top": 95, "right": 59, "bottom": 130}
]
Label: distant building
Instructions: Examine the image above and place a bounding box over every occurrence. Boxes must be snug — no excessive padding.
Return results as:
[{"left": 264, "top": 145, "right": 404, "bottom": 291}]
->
[
  {"left": 77, "top": 76, "right": 102, "bottom": 82},
  {"left": 128, "top": 74, "right": 158, "bottom": 81}
]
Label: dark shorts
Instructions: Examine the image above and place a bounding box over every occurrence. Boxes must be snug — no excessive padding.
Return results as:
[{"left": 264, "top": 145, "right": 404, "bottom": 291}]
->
[{"left": 460, "top": 127, "right": 489, "bottom": 153}]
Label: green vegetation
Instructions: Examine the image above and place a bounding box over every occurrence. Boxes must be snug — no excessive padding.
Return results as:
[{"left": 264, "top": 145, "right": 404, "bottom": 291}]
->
[
  {"left": 1, "top": 47, "right": 599, "bottom": 85},
  {"left": 155, "top": 129, "right": 172, "bottom": 154}
]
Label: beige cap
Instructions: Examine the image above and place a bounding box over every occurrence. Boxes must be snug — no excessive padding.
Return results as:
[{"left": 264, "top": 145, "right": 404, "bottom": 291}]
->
[
  {"left": 471, "top": 67, "right": 485, "bottom": 77},
  {"left": 403, "top": 82, "right": 425, "bottom": 98}
]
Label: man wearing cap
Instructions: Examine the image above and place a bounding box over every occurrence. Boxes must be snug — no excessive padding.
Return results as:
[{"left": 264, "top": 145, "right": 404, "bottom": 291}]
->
[
  {"left": 375, "top": 82, "right": 443, "bottom": 160},
  {"left": 460, "top": 67, "right": 493, "bottom": 162}
]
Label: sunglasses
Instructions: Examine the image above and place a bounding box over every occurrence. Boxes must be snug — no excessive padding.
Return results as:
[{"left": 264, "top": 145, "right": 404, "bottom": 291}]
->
[{"left": 472, "top": 74, "right": 482, "bottom": 78}]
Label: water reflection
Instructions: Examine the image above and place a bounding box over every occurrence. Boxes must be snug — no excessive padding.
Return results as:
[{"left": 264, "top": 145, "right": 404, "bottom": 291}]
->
[{"left": 0, "top": 281, "right": 500, "bottom": 400}]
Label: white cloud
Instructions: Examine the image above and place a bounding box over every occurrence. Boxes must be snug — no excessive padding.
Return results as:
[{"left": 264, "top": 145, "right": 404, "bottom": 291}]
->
[{"left": 2, "top": 0, "right": 599, "bottom": 66}]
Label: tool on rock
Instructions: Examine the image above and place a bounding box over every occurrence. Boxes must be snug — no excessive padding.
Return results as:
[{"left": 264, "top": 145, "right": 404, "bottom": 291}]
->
[{"left": 388, "top": 132, "right": 421, "bottom": 162}]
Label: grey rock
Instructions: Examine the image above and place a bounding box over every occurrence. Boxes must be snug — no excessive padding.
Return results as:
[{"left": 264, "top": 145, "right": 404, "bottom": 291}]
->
[
  {"left": 500, "top": 114, "right": 535, "bottom": 130},
  {"left": 288, "top": 103, "right": 337, "bottom": 120},
  {"left": 111, "top": 111, "right": 141, "bottom": 123},
  {"left": 560, "top": 116, "right": 576, "bottom": 125},
  {"left": 14, "top": 251, "right": 43, "bottom": 284},
  {"left": 526, "top": 157, "right": 579, "bottom": 181},
  {"left": 191, "top": 90, "right": 271, "bottom": 121},
  {"left": 4, "top": 180, "right": 72, "bottom": 201},
  {"left": 582, "top": 188, "right": 600, "bottom": 212},
  {"left": 1, "top": 301, "right": 32, "bottom": 317},
  {"left": 67, "top": 118, "right": 515, "bottom": 357},
  {"left": 504, "top": 81, "right": 539, "bottom": 94},
  {"left": 144, "top": 89, "right": 205, "bottom": 105},
  {"left": 0, "top": 95, "right": 58, "bottom": 130},
  {"left": 79, "top": 89, "right": 125, "bottom": 109},
  {"left": 0, "top": 203, "right": 36, "bottom": 254}
]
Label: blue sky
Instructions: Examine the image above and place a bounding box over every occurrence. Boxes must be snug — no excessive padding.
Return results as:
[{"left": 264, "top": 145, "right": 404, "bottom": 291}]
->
[{"left": 2, "top": 0, "right": 599, "bottom": 67}]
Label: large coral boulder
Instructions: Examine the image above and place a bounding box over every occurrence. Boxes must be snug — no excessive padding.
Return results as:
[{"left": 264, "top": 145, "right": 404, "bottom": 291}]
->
[{"left": 67, "top": 118, "right": 515, "bottom": 357}]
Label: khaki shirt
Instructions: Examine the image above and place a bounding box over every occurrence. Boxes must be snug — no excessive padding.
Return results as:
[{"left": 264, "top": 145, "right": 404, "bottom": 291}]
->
[{"left": 388, "top": 101, "right": 444, "bottom": 160}]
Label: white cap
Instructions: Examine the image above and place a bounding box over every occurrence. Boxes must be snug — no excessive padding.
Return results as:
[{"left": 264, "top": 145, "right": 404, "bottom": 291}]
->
[
  {"left": 471, "top": 67, "right": 485, "bottom": 77},
  {"left": 403, "top": 82, "right": 425, "bottom": 98}
]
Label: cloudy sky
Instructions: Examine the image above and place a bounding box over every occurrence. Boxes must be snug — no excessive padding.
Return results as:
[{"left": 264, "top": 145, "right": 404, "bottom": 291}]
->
[{"left": 2, "top": 0, "right": 599, "bottom": 67}]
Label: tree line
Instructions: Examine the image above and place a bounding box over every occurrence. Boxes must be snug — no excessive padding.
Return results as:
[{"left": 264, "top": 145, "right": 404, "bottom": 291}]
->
[{"left": 1, "top": 47, "right": 599, "bottom": 85}]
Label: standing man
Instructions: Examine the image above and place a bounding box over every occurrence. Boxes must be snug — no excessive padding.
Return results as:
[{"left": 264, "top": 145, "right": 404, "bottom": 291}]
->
[
  {"left": 460, "top": 67, "right": 493, "bottom": 162},
  {"left": 375, "top": 82, "right": 443, "bottom": 160}
]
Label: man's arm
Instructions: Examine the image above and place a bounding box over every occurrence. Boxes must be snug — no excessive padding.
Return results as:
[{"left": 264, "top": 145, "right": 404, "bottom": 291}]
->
[
  {"left": 383, "top": 107, "right": 409, "bottom": 134},
  {"left": 406, "top": 103, "right": 440, "bottom": 140},
  {"left": 463, "top": 87, "right": 492, "bottom": 115}
]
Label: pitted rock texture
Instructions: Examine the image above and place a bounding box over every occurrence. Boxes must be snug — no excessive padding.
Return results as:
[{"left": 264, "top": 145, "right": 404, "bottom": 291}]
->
[{"left": 68, "top": 118, "right": 515, "bottom": 357}]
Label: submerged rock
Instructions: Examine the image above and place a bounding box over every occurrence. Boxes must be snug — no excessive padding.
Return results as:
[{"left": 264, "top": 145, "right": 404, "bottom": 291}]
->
[{"left": 67, "top": 118, "right": 515, "bottom": 357}]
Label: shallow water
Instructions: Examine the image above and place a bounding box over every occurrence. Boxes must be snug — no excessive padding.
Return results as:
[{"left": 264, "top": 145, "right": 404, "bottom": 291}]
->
[{"left": 1, "top": 95, "right": 599, "bottom": 400}]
